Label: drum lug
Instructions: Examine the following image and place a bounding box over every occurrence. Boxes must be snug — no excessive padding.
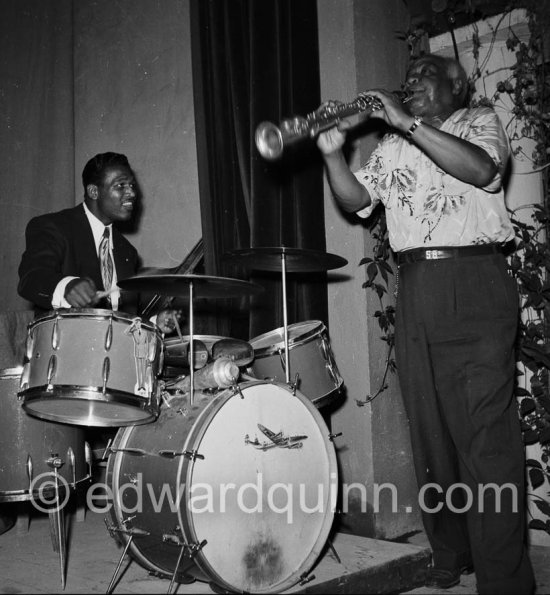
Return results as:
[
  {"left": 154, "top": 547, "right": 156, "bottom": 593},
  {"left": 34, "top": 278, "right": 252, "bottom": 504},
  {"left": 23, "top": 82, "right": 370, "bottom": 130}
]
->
[
  {"left": 289, "top": 372, "right": 300, "bottom": 395},
  {"left": 47, "top": 354, "right": 57, "bottom": 390},
  {"left": 25, "top": 328, "right": 34, "bottom": 360},
  {"left": 105, "top": 318, "right": 113, "bottom": 351},
  {"left": 67, "top": 447, "right": 76, "bottom": 486},
  {"left": 328, "top": 431, "right": 343, "bottom": 442},
  {"left": 85, "top": 442, "right": 93, "bottom": 478},
  {"left": 19, "top": 362, "right": 30, "bottom": 392},
  {"left": 26, "top": 454, "right": 33, "bottom": 487},
  {"left": 158, "top": 449, "right": 204, "bottom": 461},
  {"left": 109, "top": 446, "right": 147, "bottom": 457},
  {"left": 102, "top": 357, "right": 111, "bottom": 394},
  {"left": 230, "top": 383, "right": 244, "bottom": 399},
  {"left": 326, "top": 360, "right": 342, "bottom": 387},
  {"left": 51, "top": 316, "right": 60, "bottom": 350}
]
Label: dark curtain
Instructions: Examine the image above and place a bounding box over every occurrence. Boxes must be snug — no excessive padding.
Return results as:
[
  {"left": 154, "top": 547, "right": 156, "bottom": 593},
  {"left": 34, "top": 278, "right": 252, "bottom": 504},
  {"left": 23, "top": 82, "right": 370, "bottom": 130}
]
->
[{"left": 190, "top": 0, "right": 328, "bottom": 341}]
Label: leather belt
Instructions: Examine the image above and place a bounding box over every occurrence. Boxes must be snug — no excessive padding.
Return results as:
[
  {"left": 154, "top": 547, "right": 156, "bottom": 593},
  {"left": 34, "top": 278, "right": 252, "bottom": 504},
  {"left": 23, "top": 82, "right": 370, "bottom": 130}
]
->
[{"left": 396, "top": 244, "right": 502, "bottom": 265}]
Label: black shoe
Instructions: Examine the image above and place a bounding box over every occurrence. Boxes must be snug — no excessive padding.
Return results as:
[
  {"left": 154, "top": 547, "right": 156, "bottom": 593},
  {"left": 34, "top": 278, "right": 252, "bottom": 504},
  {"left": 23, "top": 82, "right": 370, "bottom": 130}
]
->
[{"left": 424, "top": 567, "right": 461, "bottom": 589}]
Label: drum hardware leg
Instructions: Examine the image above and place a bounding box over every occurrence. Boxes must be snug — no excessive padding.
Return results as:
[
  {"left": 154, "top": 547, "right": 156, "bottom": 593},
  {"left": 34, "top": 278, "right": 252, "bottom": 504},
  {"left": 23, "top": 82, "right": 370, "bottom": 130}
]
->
[
  {"left": 326, "top": 538, "right": 342, "bottom": 564},
  {"left": 328, "top": 431, "right": 343, "bottom": 442},
  {"left": 46, "top": 462, "right": 67, "bottom": 590},
  {"left": 105, "top": 535, "right": 134, "bottom": 594},
  {"left": 101, "top": 438, "right": 112, "bottom": 461},
  {"left": 188, "top": 280, "right": 195, "bottom": 406},
  {"left": 104, "top": 520, "right": 151, "bottom": 595},
  {"left": 298, "top": 570, "right": 315, "bottom": 586},
  {"left": 162, "top": 535, "right": 207, "bottom": 595},
  {"left": 280, "top": 252, "right": 291, "bottom": 384}
]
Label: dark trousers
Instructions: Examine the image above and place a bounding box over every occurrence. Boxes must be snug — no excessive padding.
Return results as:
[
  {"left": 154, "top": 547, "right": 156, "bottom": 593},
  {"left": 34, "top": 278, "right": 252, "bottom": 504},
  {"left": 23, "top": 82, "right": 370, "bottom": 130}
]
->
[{"left": 395, "top": 252, "right": 535, "bottom": 595}]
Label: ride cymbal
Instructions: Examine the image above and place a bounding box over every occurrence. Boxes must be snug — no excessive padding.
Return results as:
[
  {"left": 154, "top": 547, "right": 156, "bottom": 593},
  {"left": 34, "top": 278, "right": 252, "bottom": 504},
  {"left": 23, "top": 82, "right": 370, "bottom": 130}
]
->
[
  {"left": 223, "top": 247, "right": 348, "bottom": 272},
  {"left": 118, "top": 273, "right": 264, "bottom": 298}
]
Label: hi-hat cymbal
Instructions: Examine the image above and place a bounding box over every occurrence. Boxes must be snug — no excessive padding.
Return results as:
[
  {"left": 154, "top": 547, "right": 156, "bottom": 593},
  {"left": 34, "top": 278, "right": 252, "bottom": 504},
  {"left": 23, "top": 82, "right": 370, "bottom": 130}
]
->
[
  {"left": 223, "top": 247, "right": 348, "bottom": 272},
  {"left": 118, "top": 273, "right": 264, "bottom": 298}
]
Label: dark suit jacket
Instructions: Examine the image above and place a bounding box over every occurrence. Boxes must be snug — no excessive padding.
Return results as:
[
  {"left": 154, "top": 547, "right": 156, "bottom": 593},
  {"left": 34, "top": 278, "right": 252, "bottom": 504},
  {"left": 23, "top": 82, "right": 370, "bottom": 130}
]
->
[{"left": 18, "top": 204, "right": 140, "bottom": 315}]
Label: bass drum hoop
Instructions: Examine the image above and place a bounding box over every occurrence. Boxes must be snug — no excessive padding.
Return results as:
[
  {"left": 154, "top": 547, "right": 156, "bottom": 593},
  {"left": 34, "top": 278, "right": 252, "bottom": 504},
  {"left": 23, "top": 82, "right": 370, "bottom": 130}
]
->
[{"left": 176, "top": 380, "right": 337, "bottom": 593}]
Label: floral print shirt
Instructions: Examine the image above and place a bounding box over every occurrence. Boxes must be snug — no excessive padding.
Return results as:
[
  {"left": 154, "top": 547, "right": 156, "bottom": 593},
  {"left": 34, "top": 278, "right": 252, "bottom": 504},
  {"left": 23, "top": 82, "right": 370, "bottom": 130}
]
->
[{"left": 354, "top": 106, "right": 514, "bottom": 251}]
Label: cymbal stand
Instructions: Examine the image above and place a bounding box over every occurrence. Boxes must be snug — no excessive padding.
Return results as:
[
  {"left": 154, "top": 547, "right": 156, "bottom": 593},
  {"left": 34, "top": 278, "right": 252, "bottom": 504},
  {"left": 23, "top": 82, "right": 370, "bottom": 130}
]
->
[
  {"left": 188, "top": 281, "right": 195, "bottom": 406},
  {"left": 280, "top": 253, "right": 290, "bottom": 384}
]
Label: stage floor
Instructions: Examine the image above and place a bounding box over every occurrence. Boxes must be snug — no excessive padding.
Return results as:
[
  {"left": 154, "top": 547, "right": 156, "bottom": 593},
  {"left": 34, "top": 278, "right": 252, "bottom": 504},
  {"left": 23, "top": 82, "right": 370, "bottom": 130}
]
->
[{"left": 1, "top": 504, "right": 548, "bottom": 594}]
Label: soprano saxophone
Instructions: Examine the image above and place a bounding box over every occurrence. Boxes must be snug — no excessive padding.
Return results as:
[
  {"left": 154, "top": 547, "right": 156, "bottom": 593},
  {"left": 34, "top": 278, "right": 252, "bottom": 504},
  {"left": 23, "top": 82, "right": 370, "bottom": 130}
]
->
[{"left": 255, "top": 91, "right": 410, "bottom": 161}]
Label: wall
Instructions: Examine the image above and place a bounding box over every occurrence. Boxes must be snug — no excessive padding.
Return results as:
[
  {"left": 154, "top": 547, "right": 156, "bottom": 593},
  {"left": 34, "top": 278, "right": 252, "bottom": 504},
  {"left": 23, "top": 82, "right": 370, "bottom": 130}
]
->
[
  {"left": 0, "top": 0, "right": 74, "bottom": 312},
  {"left": 74, "top": 0, "right": 202, "bottom": 269},
  {"left": 317, "top": 0, "right": 422, "bottom": 539},
  {"left": 431, "top": 8, "right": 550, "bottom": 549}
]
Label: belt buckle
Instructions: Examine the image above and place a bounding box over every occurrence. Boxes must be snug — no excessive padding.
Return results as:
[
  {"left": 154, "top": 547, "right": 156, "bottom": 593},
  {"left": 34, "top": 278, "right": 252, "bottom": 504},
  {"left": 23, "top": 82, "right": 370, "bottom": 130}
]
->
[{"left": 425, "top": 249, "right": 440, "bottom": 260}]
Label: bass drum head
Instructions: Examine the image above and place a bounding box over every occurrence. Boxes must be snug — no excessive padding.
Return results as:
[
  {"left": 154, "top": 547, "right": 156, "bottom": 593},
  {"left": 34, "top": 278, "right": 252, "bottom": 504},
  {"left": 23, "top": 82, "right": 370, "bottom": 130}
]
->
[{"left": 179, "top": 381, "right": 337, "bottom": 593}]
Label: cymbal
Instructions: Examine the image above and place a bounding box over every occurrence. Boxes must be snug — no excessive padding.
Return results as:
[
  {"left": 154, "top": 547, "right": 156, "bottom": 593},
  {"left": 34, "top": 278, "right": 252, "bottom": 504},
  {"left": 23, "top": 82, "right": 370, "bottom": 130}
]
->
[
  {"left": 223, "top": 247, "right": 348, "bottom": 272},
  {"left": 118, "top": 273, "right": 264, "bottom": 298}
]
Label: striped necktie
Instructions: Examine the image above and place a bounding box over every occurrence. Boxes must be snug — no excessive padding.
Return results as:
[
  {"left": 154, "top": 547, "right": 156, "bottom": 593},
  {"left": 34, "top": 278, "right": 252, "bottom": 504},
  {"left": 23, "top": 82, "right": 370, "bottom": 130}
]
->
[{"left": 99, "top": 227, "right": 114, "bottom": 302}]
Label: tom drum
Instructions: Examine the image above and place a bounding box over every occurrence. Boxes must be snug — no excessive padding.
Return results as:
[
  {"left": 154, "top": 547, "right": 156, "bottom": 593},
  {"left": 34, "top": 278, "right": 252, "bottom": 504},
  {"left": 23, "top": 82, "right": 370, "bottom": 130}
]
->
[
  {"left": 19, "top": 309, "right": 163, "bottom": 427},
  {"left": 249, "top": 320, "right": 343, "bottom": 408}
]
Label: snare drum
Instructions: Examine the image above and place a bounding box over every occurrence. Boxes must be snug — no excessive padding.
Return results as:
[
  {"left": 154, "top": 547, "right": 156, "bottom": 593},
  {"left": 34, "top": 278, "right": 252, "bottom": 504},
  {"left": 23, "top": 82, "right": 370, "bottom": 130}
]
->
[
  {"left": 0, "top": 368, "right": 91, "bottom": 502},
  {"left": 249, "top": 321, "right": 343, "bottom": 408},
  {"left": 106, "top": 381, "right": 337, "bottom": 593},
  {"left": 19, "top": 309, "right": 163, "bottom": 427}
]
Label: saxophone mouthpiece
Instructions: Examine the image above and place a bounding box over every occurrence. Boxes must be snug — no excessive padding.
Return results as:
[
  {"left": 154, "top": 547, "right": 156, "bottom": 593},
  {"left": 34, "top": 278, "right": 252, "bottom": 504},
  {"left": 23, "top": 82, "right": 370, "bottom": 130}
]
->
[{"left": 393, "top": 89, "right": 412, "bottom": 103}]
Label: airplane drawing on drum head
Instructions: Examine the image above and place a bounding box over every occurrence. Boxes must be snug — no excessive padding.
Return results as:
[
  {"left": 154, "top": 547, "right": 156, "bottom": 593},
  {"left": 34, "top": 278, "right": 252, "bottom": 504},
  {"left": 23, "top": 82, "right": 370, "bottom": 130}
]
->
[{"left": 245, "top": 423, "right": 308, "bottom": 450}]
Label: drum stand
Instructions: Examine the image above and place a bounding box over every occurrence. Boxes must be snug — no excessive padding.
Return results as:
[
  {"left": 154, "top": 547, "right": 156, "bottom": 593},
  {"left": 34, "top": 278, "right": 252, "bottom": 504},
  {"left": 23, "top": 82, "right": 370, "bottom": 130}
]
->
[
  {"left": 222, "top": 246, "right": 348, "bottom": 392},
  {"left": 105, "top": 517, "right": 206, "bottom": 595},
  {"left": 104, "top": 522, "right": 151, "bottom": 595}
]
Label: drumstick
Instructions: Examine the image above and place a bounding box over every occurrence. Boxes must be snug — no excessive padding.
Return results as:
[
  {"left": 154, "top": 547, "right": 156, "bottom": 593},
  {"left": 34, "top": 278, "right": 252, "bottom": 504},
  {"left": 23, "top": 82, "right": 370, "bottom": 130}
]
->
[{"left": 95, "top": 286, "right": 119, "bottom": 299}]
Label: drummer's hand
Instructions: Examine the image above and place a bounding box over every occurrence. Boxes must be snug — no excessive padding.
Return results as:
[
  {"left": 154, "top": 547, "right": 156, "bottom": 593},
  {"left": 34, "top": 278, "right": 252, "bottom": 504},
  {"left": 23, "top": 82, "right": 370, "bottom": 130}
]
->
[
  {"left": 156, "top": 309, "right": 182, "bottom": 334},
  {"left": 64, "top": 277, "right": 99, "bottom": 307}
]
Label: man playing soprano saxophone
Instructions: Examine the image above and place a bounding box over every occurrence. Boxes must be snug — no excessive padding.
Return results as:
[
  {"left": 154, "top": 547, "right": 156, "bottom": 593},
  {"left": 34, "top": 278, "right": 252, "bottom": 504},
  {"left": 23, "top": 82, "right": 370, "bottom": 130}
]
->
[{"left": 316, "top": 54, "right": 535, "bottom": 594}]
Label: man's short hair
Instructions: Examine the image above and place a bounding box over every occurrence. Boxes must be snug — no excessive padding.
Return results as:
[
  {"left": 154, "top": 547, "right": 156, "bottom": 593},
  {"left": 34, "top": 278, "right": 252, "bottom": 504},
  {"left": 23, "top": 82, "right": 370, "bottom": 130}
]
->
[{"left": 82, "top": 152, "right": 131, "bottom": 189}]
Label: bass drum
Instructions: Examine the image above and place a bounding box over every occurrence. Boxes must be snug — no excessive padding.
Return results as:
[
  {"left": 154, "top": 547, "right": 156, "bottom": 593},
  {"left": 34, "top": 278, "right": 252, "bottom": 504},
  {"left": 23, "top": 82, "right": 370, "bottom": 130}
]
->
[{"left": 106, "top": 381, "right": 337, "bottom": 594}]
